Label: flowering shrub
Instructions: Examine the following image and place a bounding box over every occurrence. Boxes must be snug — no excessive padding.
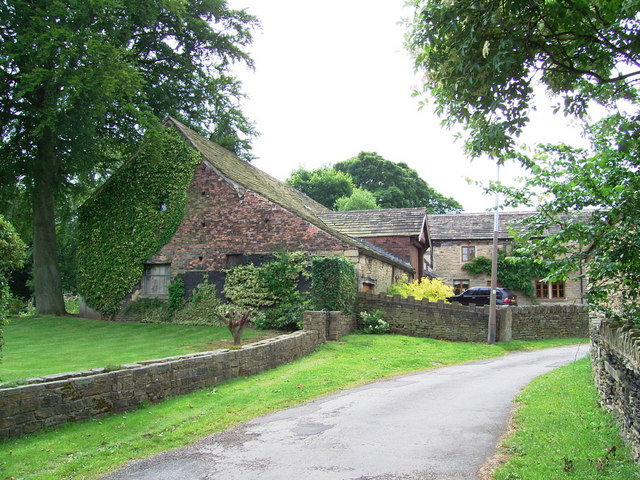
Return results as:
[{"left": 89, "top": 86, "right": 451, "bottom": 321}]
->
[
  {"left": 387, "top": 275, "right": 454, "bottom": 302},
  {"left": 359, "top": 310, "right": 390, "bottom": 334}
]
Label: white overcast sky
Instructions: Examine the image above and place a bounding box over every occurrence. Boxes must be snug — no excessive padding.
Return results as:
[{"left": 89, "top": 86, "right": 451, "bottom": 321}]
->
[{"left": 227, "top": 0, "right": 587, "bottom": 212}]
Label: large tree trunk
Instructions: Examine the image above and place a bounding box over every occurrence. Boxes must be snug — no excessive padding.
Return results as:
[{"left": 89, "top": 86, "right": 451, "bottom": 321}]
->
[{"left": 32, "top": 125, "right": 66, "bottom": 315}]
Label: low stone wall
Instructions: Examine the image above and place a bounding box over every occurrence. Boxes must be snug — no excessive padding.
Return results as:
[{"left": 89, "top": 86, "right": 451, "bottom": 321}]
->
[
  {"left": 355, "top": 293, "right": 492, "bottom": 342},
  {"left": 591, "top": 320, "right": 640, "bottom": 461},
  {"left": 355, "top": 293, "right": 589, "bottom": 342},
  {"left": 510, "top": 305, "right": 589, "bottom": 340},
  {"left": 302, "top": 311, "right": 356, "bottom": 341},
  {"left": 0, "top": 331, "right": 319, "bottom": 440}
]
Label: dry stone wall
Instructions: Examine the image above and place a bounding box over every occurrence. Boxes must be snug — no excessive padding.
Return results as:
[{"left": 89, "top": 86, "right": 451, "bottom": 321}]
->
[
  {"left": 0, "top": 331, "right": 319, "bottom": 440},
  {"left": 591, "top": 320, "right": 640, "bottom": 461},
  {"left": 355, "top": 293, "right": 589, "bottom": 342}
]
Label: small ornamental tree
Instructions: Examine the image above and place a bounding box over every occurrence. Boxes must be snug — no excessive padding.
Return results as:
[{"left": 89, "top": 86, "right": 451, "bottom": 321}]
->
[
  {"left": 310, "top": 257, "right": 357, "bottom": 313},
  {"left": 218, "top": 308, "right": 253, "bottom": 345},
  {"left": 0, "top": 216, "right": 27, "bottom": 361}
]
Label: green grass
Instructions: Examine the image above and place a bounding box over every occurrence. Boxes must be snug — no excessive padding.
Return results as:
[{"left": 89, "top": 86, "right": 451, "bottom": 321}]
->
[
  {"left": 494, "top": 357, "right": 640, "bottom": 480},
  {"left": 0, "top": 315, "right": 274, "bottom": 383},
  {"left": 0, "top": 330, "right": 586, "bottom": 480}
]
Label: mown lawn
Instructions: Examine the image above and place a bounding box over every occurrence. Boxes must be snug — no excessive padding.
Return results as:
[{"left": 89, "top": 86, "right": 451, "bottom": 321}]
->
[
  {"left": 493, "top": 357, "right": 640, "bottom": 480},
  {"left": 0, "top": 321, "right": 586, "bottom": 480},
  {"left": 0, "top": 315, "right": 276, "bottom": 383}
]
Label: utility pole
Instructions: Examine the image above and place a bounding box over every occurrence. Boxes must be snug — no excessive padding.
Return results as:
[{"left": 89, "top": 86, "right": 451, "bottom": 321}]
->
[{"left": 488, "top": 162, "right": 500, "bottom": 344}]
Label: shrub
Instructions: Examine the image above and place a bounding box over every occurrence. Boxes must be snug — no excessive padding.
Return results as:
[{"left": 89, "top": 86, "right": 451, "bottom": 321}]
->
[
  {"left": 223, "top": 251, "right": 310, "bottom": 330},
  {"left": 0, "top": 216, "right": 27, "bottom": 361},
  {"left": 173, "top": 279, "right": 223, "bottom": 326},
  {"left": 123, "top": 297, "right": 171, "bottom": 323},
  {"left": 359, "top": 310, "right": 390, "bottom": 334},
  {"left": 223, "top": 264, "right": 274, "bottom": 310},
  {"left": 310, "top": 257, "right": 357, "bottom": 313},
  {"left": 388, "top": 276, "right": 454, "bottom": 302},
  {"left": 167, "top": 277, "right": 185, "bottom": 313}
]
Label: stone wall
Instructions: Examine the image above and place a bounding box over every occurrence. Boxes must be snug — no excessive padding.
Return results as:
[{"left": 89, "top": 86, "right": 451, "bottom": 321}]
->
[
  {"left": 591, "top": 320, "right": 640, "bottom": 461},
  {"left": 302, "top": 311, "right": 356, "bottom": 341},
  {"left": 509, "top": 305, "right": 589, "bottom": 339},
  {"left": 0, "top": 331, "right": 319, "bottom": 441},
  {"left": 355, "top": 293, "right": 589, "bottom": 343},
  {"left": 355, "top": 293, "right": 493, "bottom": 342}
]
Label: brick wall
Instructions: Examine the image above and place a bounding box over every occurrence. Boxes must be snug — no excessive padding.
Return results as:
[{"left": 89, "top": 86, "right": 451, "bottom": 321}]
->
[
  {"left": 355, "top": 293, "right": 589, "bottom": 343},
  {"left": 153, "top": 162, "right": 351, "bottom": 273},
  {"left": 591, "top": 320, "right": 640, "bottom": 462},
  {"left": 0, "top": 331, "right": 320, "bottom": 440}
]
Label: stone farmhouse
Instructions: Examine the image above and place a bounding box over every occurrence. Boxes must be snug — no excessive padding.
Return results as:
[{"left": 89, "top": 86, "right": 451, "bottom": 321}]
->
[
  {"left": 426, "top": 212, "right": 585, "bottom": 305},
  {"left": 80, "top": 118, "right": 416, "bottom": 318}
]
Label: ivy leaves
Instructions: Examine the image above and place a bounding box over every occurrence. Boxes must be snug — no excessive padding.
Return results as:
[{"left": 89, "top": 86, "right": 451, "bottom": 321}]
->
[{"left": 77, "top": 129, "right": 200, "bottom": 315}]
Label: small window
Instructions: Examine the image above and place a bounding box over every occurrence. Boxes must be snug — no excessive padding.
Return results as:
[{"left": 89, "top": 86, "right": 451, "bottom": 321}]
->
[
  {"left": 362, "top": 282, "right": 375, "bottom": 292},
  {"left": 225, "top": 254, "right": 244, "bottom": 268},
  {"left": 143, "top": 264, "right": 171, "bottom": 296},
  {"left": 551, "top": 282, "right": 565, "bottom": 298},
  {"left": 535, "top": 280, "right": 565, "bottom": 299},
  {"left": 453, "top": 279, "right": 469, "bottom": 295},
  {"left": 461, "top": 246, "right": 475, "bottom": 262},
  {"left": 362, "top": 277, "right": 377, "bottom": 292}
]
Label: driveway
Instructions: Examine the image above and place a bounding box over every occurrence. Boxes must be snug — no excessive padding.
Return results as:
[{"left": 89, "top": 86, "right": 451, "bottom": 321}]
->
[{"left": 100, "top": 344, "right": 589, "bottom": 480}]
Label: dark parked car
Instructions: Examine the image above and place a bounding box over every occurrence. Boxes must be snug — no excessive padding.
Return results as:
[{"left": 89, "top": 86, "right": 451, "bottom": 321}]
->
[{"left": 448, "top": 287, "right": 517, "bottom": 306}]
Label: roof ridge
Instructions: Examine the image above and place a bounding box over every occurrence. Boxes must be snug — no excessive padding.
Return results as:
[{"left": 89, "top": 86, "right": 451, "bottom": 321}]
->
[{"left": 165, "top": 117, "right": 414, "bottom": 272}]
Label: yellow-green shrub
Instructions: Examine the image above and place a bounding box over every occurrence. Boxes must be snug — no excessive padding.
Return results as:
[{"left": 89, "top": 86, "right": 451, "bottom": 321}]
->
[{"left": 387, "top": 276, "right": 454, "bottom": 302}]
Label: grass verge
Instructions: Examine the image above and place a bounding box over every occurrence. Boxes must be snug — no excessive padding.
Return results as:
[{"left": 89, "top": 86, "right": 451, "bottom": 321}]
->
[
  {"left": 0, "top": 334, "right": 585, "bottom": 480},
  {"left": 493, "top": 356, "right": 640, "bottom": 480},
  {"left": 0, "top": 316, "right": 275, "bottom": 383}
]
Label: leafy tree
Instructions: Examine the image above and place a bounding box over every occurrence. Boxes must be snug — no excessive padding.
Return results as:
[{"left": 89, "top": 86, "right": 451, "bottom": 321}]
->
[
  {"left": 0, "top": 0, "right": 257, "bottom": 314},
  {"left": 334, "top": 152, "right": 462, "bottom": 213},
  {"left": 407, "top": 1, "right": 640, "bottom": 322},
  {"left": 335, "top": 188, "right": 380, "bottom": 211},
  {"left": 286, "top": 168, "right": 354, "bottom": 209}
]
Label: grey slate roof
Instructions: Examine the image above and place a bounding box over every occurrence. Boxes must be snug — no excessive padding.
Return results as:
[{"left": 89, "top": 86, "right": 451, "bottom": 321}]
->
[
  {"left": 317, "top": 208, "right": 427, "bottom": 238},
  {"left": 166, "top": 118, "right": 413, "bottom": 271},
  {"left": 427, "top": 212, "right": 535, "bottom": 240},
  {"left": 422, "top": 211, "right": 588, "bottom": 241}
]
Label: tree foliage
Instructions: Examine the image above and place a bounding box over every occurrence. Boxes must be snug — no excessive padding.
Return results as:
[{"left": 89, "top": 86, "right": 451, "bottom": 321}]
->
[
  {"left": 407, "top": 0, "right": 640, "bottom": 158},
  {"left": 0, "top": 215, "right": 26, "bottom": 359},
  {"left": 334, "top": 152, "right": 462, "bottom": 213},
  {"left": 286, "top": 153, "right": 462, "bottom": 213},
  {"left": 0, "top": 0, "right": 257, "bottom": 314},
  {"left": 407, "top": 0, "right": 640, "bottom": 323},
  {"left": 286, "top": 168, "right": 354, "bottom": 209},
  {"left": 334, "top": 188, "right": 380, "bottom": 211}
]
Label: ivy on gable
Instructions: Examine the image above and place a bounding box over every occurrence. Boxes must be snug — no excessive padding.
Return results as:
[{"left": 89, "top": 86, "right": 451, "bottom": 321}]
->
[{"left": 77, "top": 129, "right": 201, "bottom": 315}]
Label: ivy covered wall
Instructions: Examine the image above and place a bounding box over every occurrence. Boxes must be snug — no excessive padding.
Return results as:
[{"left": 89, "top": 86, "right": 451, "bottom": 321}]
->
[{"left": 77, "top": 129, "right": 201, "bottom": 315}]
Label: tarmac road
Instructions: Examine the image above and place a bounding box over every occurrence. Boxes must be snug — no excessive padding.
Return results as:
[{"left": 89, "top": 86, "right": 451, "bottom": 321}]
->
[{"left": 100, "top": 344, "right": 588, "bottom": 480}]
